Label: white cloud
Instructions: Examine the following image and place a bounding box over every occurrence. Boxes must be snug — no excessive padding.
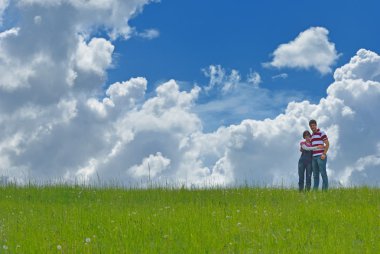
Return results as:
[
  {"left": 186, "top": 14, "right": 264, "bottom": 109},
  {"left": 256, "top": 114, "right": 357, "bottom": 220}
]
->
[
  {"left": 202, "top": 66, "right": 261, "bottom": 92},
  {"left": 340, "top": 151, "right": 380, "bottom": 186},
  {"left": 0, "top": 27, "right": 35, "bottom": 91},
  {"left": 272, "top": 73, "right": 288, "bottom": 80},
  {"left": 137, "top": 28, "right": 160, "bottom": 40},
  {"left": 17, "top": 0, "right": 156, "bottom": 40},
  {"left": 106, "top": 77, "right": 147, "bottom": 106},
  {"left": 247, "top": 70, "right": 261, "bottom": 87},
  {"left": 0, "top": 27, "right": 19, "bottom": 38},
  {"left": 75, "top": 37, "right": 114, "bottom": 76},
  {"left": 266, "top": 27, "right": 340, "bottom": 75},
  {"left": 129, "top": 152, "right": 171, "bottom": 179},
  {"left": 333, "top": 48, "right": 380, "bottom": 82},
  {"left": 0, "top": 0, "right": 158, "bottom": 183},
  {"left": 0, "top": 2, "right": 380, "bottom": 188},
  {"left": 203, "top": 65, "right": 261, "bottom": 93}
]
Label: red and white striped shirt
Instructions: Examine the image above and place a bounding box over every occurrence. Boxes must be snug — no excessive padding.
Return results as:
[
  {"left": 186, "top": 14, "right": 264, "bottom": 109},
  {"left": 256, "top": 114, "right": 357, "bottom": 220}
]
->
[{"left": 311, "top": 128, "right": 328, "bottom": 156}]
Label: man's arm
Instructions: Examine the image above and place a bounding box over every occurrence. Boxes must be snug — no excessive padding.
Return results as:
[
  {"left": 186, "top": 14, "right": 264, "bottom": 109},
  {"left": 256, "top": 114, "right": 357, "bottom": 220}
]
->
[
  {"left": 321, "top": 139, "right": 329, "bottom": 160},
  {"left": 323, "top": 140, "right": 329, "bottom": 154}
]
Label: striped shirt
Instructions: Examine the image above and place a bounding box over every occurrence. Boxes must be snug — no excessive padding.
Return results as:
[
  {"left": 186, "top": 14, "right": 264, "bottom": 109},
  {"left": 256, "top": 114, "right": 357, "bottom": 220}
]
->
[{"left": 311, "top": 129, "right": 328, "bottom": 156}]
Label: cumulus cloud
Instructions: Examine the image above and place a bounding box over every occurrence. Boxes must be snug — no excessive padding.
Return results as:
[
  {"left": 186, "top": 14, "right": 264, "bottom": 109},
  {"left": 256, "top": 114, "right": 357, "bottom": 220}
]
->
[
  {"left": 129, "top": 152, "right": 171, "bottom": 179},
  {"left": 0, "top": 27, "right": 35, "bottom": 92},
  {"left": 333, "top": 49, "right": 380, "bottom": 82},
  {"left": 0, "top": 0, "right": 157, "bottom": 183},
  {"left": 17, "top": 0, "right": 156, "bottom": 40},
  {"left": 74, "top": 36, "right": 114, "bottom": 76},
  {"left": 0, "top": 1, "right": 379, "bottom": 187},
  {"left": 266, "top": 27, "right": 340, "bottom": 75}
]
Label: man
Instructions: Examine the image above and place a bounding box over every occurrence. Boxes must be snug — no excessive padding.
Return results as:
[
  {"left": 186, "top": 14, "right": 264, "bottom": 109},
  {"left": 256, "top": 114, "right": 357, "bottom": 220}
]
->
[{"left": 309, "top": 119, "right": 329, "bottom": 190}]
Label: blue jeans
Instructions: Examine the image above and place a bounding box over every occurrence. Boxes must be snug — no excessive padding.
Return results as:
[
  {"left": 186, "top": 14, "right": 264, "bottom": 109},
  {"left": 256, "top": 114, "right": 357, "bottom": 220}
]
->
[
  {"left": 298, "top": 160, "right": 312, "bottom": 191},
  {"left": 312, "top": 155, "right": 328, "bottom": 190}
]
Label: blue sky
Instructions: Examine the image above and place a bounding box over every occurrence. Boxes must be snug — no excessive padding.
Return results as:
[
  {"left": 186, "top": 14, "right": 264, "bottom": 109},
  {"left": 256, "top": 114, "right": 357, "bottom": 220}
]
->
[
  {"left": 109, "top": 0, "right": 379, "bottom": 97},
  {"left": 103, "top": 0, "right": 380, "bottom": 130}
]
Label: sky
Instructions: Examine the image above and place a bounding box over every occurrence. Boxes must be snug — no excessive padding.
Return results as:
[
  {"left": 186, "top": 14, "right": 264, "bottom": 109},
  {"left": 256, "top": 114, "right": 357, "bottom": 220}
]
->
[
  {"left": 109, "top": 0, "right": 380, "bottom": 129},
  {"left": 0, "top": 0, "right": 380, "bottom": 187}
]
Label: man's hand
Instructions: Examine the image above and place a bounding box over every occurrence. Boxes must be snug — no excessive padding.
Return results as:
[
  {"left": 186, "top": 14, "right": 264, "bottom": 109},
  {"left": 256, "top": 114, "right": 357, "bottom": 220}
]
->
[
  {"left": 317, "top": 145, "right": 324, "bottom": 149},
  {"left": 321, "top": 154, "right": 326, "bottom": 160}
]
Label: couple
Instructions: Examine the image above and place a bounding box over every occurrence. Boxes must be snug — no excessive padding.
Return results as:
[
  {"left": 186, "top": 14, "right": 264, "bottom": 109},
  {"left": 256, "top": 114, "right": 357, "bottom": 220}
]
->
[{"left": 298, "top": 119, "right": 329, "bottom": 191}]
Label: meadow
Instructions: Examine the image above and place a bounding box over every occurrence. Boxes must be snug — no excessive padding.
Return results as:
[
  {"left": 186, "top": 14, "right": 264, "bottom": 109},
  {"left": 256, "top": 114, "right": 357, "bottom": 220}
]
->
[{"left": 0, "top": 184, "right": 379, "bottom": 253}]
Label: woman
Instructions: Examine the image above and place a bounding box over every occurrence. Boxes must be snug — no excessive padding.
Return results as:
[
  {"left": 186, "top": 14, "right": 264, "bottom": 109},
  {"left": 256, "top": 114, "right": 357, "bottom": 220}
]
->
[{"left": 298, "top": 130, "right": 323, "bottom": 191}]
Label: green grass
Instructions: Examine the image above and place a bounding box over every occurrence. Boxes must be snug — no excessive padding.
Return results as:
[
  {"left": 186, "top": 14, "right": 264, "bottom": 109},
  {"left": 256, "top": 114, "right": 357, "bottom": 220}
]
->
[{"left": 0, "top": 185, "right": 379, "bottom": 253}]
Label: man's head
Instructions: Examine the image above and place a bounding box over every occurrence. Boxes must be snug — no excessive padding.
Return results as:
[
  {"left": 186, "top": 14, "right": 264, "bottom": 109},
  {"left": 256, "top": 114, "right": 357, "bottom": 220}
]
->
[{"left": 309, "top": 119, "right": 317, "bottom": 133}]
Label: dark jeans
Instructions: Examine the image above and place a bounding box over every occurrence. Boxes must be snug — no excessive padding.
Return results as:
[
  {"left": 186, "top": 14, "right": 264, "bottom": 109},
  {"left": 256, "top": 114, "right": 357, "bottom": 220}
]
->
[
  {"left": 312, "top": 155, "right": 328, "bottom": 190},
  {"left": 298, "top": 160, "right": 312, "bottom": 191}
]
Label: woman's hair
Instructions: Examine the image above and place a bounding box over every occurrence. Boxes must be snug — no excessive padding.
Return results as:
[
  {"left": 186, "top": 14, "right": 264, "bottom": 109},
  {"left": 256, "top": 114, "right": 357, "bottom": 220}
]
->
[{"left": 303, "top": 130, "right": 311, "bottom": 138}]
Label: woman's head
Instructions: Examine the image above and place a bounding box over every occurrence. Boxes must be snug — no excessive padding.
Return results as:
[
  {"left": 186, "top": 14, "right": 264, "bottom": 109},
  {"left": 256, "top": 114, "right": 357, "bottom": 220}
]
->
[{"left": 303, "top": 130, "right": 311, "bottom": 140}]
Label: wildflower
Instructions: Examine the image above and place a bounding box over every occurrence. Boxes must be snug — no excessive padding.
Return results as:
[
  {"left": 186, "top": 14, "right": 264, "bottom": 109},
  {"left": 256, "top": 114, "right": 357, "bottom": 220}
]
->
[
  {"left": 226, "top": 215, "right": 232, "bottom": 219},
  {"left": 57, "top": 245, "right": 62, "bottom": 250},
  {"left": 3, "top": 245, "right": 8, "bottom": 250},
  {"left": 286, "top": 228, "right": 291, "bottom": 232},
  {"left": 236, "top": 209, "right": 240, "bottom": 213},
  {"left": 85, "top": 237, "right": 91, "bottom": 243},
  {"left": 237, "top": 222, "right": 242, "bottom": 226}
]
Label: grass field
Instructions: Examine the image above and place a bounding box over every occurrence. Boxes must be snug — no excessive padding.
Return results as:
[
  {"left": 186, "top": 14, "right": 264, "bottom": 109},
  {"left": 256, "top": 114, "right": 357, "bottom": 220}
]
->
[{"left": 0, "top": 185, "right": 379, "bottom": 253}]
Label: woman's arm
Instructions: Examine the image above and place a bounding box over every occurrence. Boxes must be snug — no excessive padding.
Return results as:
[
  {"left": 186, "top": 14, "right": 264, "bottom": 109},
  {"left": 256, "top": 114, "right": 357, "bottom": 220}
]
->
[{"left": 301, "top": 144, "right": 324, "bottom": 151}]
